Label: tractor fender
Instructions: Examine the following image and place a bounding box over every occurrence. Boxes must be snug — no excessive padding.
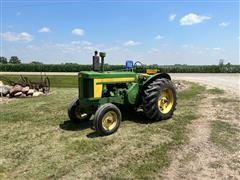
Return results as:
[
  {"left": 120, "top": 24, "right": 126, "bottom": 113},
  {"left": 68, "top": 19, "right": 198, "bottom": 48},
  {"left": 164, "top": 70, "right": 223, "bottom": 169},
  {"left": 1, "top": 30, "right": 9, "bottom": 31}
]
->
[{"left": 142, "top": 73, "right": 171, "bottom": 89}]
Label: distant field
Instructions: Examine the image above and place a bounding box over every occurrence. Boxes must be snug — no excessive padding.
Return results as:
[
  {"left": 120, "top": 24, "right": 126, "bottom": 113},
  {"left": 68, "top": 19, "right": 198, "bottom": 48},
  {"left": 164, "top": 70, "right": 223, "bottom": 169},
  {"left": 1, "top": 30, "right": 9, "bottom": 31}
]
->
[{"left": 0, "top": 63, "right": 239, "bottom": 73}]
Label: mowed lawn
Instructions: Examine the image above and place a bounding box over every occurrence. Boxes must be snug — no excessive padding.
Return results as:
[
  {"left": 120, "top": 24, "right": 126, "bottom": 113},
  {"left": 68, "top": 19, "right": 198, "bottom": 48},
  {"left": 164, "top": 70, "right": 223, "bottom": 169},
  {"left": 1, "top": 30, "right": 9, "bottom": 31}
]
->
[{"left": 0, "top": 84, "right": 205, "bottom": 179}]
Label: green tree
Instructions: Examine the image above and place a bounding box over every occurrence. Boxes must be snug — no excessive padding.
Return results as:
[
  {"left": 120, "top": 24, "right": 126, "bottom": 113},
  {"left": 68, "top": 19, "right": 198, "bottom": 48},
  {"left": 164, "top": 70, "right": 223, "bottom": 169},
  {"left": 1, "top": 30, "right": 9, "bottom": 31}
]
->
[
  {"left": 9, "top": 56, "right": 21, "bottom": 64},
  {"left": 0, "top": 56, "right": 8, "bottom": 64},
  {"left": 30, "top": 61, "right": 43, "bottom": 64}
]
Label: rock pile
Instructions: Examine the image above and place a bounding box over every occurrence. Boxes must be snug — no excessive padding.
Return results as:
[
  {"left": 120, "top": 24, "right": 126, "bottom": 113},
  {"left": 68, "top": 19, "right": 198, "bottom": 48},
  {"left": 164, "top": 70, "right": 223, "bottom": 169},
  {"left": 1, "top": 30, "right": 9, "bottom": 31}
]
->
[{"left": 0, "top": 81, "right": 45, "bottom": 98}]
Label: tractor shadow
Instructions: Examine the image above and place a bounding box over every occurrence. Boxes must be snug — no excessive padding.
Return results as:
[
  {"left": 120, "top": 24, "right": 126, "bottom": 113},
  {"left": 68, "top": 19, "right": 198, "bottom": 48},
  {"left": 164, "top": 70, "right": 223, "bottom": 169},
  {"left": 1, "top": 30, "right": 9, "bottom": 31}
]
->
[
  {"left": 120, "top": 107, "right": 156, "bottom": 124},
  {"left": 59, "top": 119, "right": 93, "bottom": 132},
  {"left": 59, "top": 108, "right": 156, "bottom": 138},
  {"left": 59, "top": 120, "right": 101, "bottom": 138}
]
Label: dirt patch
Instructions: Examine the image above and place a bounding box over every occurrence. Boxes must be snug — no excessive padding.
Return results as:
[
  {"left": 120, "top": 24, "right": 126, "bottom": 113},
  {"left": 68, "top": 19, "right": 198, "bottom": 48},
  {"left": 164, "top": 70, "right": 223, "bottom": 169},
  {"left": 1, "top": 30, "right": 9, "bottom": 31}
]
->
[{"left": 161, "top": 91, "right": 240, "bottom": 179}]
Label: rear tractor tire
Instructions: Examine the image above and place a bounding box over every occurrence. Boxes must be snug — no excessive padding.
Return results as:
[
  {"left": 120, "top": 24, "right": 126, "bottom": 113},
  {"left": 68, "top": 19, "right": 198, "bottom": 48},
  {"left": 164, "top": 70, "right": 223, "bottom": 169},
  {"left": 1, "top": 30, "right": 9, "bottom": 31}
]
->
[
  {"left": 142, "top": 78, "right": 177, "bottom": 121},
  {"left": 94, "top": 103, "right": 122, "bottom": 136},
  {"left": 68, "top": 99, "right": 91, "bottom": 123}
]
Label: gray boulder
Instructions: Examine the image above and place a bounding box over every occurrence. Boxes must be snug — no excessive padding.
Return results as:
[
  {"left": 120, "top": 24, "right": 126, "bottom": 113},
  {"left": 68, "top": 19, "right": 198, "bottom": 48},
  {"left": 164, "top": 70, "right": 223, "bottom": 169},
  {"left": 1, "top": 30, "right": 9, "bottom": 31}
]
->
[
  {"left": 0, "top": 85, "right": 11, "bottom": 96},
  {"left": 27, "top": 89, "right": 35, "bottom": 95},
  {"left": 10, "top": 85, "right": 23, "bottom": 95},
  {"left": 14, "top": 92, "right": 23, "bottom": 97},
  {"left": 33, "top": 91, "right": 44, "bottom": 97},
  {"left": 22, "top": 86, "right": 30, "bottom": 93}
]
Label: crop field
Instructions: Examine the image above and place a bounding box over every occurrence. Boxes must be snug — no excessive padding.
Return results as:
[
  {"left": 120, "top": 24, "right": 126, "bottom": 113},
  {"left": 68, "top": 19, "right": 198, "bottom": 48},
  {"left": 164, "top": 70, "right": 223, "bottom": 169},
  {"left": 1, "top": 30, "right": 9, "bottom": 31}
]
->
[
  {"left": 0, "top": 75, "right": 78, "bottom": 88},
  {"left": 1, "top": 79, "right": 239, "bottom": 179}
]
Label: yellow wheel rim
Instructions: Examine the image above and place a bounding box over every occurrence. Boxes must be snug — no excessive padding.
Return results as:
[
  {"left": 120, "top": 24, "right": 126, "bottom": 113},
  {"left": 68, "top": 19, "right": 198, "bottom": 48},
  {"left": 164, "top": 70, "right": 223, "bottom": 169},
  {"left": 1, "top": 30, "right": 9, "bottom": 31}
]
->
[
  {"left": 158, "top": 89, "right": 174, "bottom": 114},
  {"left": 75, "top": 106, "right": 88, "bottom": 120},
  {"left": 102, "top": 111, "right": 118, "bottom": 131}
]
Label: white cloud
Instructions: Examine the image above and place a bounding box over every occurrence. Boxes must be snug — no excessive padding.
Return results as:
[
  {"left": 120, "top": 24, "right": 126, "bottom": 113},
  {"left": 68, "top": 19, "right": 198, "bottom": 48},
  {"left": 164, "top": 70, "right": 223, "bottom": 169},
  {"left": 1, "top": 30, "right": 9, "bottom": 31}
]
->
[
  {"left": 72, "top": 28, "right": 84, "bottom": 36},
  {"left": 148, "top": 48, "right": 160, "bottom": 54},
  {"left": 81, "top": 41, "right": 92, "bottom": 46},
  {"left": 219, "top": 22, "right": 229, "bottom": 27},
  {"left": 213, "top": 47, "right": 221, "bottom": 51},
  {"left": 83, "top": 46, "right": 95, "bottom": 51},
  {"left": 38, "top": 27, "right": 51, "bottom": 33},
  {"left": 123, "top": 40, "right": 140, "bottom": 46},
  {"left": 16, "top": 12, "right": 21, "bottom": 16},
  {"left": 26, "top": 45, "right": 40, "bottom": 51},
  {"left": 181, "top": 44, "right": 193, "bottom": 48},
  {"left": 0, "top": 32, "right": 33, "bottom": 42},
  {"left": 71, "top": 41, "right": 92, "bottom": 46},
  {"left": 180, "top": 13, "right": 211, "bottom": 26},
  {"left": 155, "top": 35, "right": 165, "bottom": 40},
  {"left": 105, "top": 46, "right": 121, "bottom": 51},
  {"left": 169, "top": 14, "right": 176, "bottom": 21}
]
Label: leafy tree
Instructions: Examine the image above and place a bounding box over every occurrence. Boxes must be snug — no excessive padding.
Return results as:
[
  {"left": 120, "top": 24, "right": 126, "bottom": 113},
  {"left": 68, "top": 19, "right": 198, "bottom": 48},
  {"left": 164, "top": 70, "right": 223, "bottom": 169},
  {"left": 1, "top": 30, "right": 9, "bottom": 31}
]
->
[
  {"left": 30, "top": 61, "right": 43, "bottom": 64},
  {"left": 65, "top": 63, "right": 79, "bottom": 65},
  {"left": 0, "top": 56, "right": 8, "bottom": 64},
  {"left": 9, "top": 56, "right": 21, "bottom": 64}
]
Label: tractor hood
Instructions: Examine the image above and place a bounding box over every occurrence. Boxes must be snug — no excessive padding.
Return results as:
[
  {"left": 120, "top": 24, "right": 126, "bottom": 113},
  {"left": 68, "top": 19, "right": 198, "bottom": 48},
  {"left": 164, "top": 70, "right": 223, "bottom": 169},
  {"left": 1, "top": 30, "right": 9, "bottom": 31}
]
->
[{"left": 79, "top": 71, "right": 137, "bottom": 79}]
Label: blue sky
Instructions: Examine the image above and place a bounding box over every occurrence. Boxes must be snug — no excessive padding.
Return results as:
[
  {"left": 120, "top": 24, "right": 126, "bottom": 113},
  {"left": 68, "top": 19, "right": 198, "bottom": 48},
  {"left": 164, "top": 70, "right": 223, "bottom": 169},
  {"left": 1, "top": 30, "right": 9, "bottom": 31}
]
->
[{"left": 1, "top": 0, "right": 239, "bottom": 65}]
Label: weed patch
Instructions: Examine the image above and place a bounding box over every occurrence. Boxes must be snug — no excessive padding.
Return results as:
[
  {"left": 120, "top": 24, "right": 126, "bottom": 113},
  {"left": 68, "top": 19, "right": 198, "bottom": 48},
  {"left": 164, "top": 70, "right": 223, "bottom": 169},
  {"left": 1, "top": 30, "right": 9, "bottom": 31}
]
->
[
  {"left": 210, "top": 121, "right": 240, "bottom": 152},
  {"left": 207, "top": 88, "right": 224, "bottom": 94}
]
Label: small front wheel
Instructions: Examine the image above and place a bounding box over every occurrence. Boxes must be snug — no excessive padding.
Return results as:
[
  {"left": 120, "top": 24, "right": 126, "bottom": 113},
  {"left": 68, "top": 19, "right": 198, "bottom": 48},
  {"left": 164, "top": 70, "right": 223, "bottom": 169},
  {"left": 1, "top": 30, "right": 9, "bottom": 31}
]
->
[
  {"left": 94, "top": 103, "right": 122, "bottom": 136},
  {"left": 68, "top": 98, "right": 91, "bottom": 123}
]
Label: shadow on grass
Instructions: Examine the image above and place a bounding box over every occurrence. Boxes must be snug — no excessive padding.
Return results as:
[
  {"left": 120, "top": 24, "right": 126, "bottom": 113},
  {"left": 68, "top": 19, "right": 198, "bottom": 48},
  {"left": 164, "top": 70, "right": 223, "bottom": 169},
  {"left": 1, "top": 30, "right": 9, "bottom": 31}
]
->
[
  {"left": 121, "top": 107, "right": 156, "bottom": 124},
  {"left": 59, "top": 108, "right": 157, "bottom": 138},
  {"left": 59, "top": 119, "right": 93, "bottom": 131}
]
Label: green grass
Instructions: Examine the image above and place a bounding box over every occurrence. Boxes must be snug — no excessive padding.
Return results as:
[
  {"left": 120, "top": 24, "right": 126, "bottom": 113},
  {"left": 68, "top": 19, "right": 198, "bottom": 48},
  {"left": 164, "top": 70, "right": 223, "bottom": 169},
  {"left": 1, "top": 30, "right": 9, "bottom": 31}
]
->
[
  {"left": 207, "top": 87, "right": 224, "bottom": 95},
  {"left": 0, "top": 84, "right": 205, "bottom": 179},
  {"left": 210, "top": 121, "right": 240, "bottom": 152},
  {"left": 0, "top": 75, "right": 77, "bottom": 88}
]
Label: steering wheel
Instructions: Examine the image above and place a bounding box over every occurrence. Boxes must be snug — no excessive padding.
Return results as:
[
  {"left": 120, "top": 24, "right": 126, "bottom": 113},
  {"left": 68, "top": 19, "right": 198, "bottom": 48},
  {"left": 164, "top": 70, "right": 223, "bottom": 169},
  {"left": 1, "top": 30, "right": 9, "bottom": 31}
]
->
[{"left": 133, "top": 61, "right": 145, "bottom": 73}]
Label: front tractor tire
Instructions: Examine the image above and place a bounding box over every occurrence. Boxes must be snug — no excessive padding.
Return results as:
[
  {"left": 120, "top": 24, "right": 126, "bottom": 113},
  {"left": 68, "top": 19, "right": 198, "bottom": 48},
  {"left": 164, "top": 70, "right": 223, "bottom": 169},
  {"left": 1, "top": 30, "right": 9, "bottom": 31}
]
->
[
  {"left": 94, "top": 103, "right": 122, "bottom": 136},
  {"left": 143, "top": 78, "right": 177, "bottom": 121},
  {"left": 68, "top": 99, "right": 91, "bottom": 123}
]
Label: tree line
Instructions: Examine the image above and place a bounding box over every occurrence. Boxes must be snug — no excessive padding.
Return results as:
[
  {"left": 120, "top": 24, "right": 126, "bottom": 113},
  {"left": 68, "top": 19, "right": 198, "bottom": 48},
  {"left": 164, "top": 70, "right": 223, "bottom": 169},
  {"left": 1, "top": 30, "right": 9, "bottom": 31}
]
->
[
  {"left": 0, "top": 56, "right": 239, "bottom": 73},
  {"left": 0, "top": 63, "right": 239, "bottom": 73},
  {"left": 0, "top": 56, "right": 43, "bottom": 64},
  {"left": 0, "top": 56, "right": 21, "bottom": 64}
]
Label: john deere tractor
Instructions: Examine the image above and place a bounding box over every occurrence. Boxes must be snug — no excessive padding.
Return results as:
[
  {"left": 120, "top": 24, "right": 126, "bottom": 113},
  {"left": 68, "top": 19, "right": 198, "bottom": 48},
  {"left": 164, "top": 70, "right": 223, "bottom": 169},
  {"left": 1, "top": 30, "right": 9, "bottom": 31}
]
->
[{"left": 68, "top": 51, "right": 177, "bottom": 136}]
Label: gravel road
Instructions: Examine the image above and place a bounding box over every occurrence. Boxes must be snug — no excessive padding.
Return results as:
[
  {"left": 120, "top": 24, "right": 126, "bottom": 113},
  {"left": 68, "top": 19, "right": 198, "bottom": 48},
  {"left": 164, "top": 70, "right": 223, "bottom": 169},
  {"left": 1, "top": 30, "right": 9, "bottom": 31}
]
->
[
  {"left": 170, "top": 73, "right": 240, "bottom": 96},
  {"left": 1, "top": 72, "right": 239, "bottom": 96}
]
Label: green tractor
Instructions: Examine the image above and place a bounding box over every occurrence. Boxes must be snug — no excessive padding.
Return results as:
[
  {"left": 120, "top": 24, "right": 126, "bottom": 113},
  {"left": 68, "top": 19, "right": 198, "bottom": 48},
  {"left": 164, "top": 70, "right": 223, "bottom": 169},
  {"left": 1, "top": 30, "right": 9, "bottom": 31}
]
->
[{"left": 68, "top": 51, "right": 177, "bottom": 136}]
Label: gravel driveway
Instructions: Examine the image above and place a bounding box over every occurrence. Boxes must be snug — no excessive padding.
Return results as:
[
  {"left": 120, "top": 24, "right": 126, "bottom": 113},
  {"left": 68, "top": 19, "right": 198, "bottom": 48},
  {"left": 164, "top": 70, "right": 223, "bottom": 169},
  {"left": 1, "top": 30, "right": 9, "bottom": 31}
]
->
[{"left": 170, "top": 73, "right": 240, "bottom": 96}]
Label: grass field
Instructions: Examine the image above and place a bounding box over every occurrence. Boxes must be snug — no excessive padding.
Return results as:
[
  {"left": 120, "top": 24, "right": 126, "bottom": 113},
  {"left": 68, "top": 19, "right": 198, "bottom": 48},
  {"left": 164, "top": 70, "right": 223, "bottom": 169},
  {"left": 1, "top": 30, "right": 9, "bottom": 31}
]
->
[
  {"left": 0, "top": 75, "right": 78, "bottom": 88},
  {"left": 0, "top": 83, "right": 206, "bottom": 179}
]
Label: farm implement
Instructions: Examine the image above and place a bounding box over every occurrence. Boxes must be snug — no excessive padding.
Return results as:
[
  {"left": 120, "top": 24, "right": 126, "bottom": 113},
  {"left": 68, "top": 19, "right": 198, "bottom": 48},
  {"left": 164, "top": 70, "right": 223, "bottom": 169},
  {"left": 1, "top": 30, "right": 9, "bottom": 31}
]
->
[{"left": 0, "top": 74, "right": 50, "bottom": 94}]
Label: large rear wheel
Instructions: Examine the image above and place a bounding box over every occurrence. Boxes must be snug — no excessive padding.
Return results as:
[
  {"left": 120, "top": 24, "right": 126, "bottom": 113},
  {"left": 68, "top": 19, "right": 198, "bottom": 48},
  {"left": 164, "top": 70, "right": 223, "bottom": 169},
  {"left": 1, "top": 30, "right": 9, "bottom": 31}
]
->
[
  {"left": 142, "top": 78, "right": 177, "bottom": 120},
  {"left": 68, "top": 98, "right": 91, "bottom": 123}
]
